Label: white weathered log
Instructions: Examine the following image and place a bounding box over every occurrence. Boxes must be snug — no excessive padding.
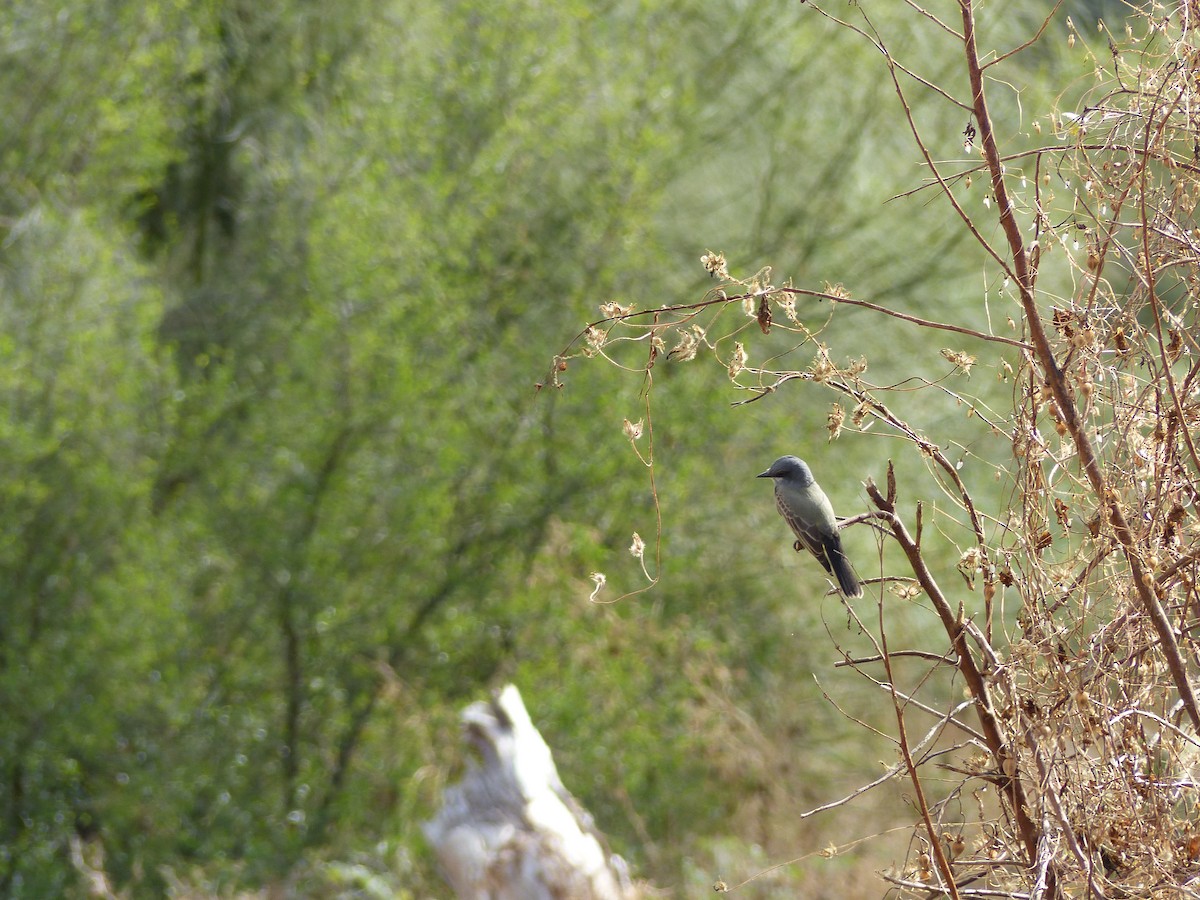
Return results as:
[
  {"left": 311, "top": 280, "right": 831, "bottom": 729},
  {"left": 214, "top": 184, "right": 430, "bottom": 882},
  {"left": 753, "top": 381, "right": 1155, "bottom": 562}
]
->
[{"left": 423, "top": 684, "right": 636, "bottom": 900}]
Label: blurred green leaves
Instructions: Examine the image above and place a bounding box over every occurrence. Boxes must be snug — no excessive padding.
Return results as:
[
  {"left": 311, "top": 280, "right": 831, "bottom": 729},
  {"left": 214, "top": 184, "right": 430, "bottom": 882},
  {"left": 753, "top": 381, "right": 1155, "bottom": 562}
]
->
[{"left": 0, "top": 0, "right": 1084, "bottom": 895}]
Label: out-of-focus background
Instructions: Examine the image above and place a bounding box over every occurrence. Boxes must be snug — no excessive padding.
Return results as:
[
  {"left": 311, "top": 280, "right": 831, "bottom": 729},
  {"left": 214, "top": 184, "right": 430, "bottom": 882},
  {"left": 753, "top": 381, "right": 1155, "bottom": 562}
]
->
[{"left": 0, "top": 2, "right": 1112, "bottom": 896}]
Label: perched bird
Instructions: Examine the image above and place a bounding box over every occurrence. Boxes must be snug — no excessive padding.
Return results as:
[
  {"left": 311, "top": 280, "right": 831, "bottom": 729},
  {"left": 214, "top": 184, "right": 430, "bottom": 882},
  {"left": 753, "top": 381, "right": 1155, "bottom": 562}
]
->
[{"left": 758, "top": 455, "right": 863, "bottom": 598}]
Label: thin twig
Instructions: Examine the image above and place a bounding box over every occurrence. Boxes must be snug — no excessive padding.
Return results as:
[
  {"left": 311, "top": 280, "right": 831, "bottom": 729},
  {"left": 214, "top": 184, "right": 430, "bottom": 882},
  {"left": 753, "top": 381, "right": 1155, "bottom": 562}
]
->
[
  {"left": 848, "top": 667, "right": 988, "bottom": 744},
  {"left": 837, "top": 649, "right": 957, "bottom": 667},
  {"left": 1024, "top": 723, "right": 1107, "bottom": 898},
  {"left": 809, "top": 3, "right": 971, "bottom": 111},
  {"left": 985, "top": 0, "right": 1067, "bottom": 69},
  {"left": 779, "top": 287, "right": 1033, "bottom": 351},
  {"left": 901, "top": 0, "right": 962, "bottom": 39}
]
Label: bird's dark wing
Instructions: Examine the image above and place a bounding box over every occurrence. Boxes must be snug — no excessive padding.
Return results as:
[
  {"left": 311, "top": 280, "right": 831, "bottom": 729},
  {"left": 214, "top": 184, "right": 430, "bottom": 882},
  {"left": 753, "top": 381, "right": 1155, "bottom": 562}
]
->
[
  {"left": 776, "top": 493, "right": 834, "bottom": 574},
  {"left": 776, "top": 490, "right": 863, "bottom": 597}
]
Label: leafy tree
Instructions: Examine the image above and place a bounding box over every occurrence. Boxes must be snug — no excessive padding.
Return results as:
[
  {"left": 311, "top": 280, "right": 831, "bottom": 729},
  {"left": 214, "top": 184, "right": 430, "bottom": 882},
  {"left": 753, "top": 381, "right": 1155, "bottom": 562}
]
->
[{"left": 1, "top": 0, "right": 1145, "bottom": 897}]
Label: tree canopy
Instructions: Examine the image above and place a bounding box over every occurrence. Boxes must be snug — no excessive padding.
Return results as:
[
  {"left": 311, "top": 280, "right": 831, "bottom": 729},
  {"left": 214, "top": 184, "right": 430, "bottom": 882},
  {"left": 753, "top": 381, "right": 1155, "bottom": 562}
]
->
[{"left": 6, "top": 2, "right": 1193, "bottom": 897}]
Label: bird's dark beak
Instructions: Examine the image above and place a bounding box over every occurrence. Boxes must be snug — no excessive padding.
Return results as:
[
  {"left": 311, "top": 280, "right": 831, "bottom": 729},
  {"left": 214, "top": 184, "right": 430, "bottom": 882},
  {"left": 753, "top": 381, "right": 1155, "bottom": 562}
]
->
[{"left": 756, "top": 470, "right": 772, "bottom": 479}]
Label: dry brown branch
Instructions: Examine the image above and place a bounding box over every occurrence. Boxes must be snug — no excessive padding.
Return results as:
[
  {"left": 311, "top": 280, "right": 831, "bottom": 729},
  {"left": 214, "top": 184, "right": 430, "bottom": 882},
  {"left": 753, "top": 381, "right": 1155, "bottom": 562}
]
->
[
  {"left": 810, "top": 4, "right": 971, "bottom": 111},
  {"left": 778, "top": 288, "right": 1034, "bottom": 352},
  {"left": 984, "top": 0, "right": 1067, "bottom": 69},
  {"left": 879, "top": 602, "right": 962, "bottom": 899},
  {"left": 959, "top": 0, "right": 1200, "bottom": 732},
  {"left": 865, "top": 471, "right": 1042, "bottom": 871}
]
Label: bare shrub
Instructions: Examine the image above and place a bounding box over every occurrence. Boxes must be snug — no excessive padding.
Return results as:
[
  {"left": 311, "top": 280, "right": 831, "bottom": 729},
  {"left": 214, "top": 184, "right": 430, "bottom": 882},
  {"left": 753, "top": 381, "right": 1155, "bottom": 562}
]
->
[{"left": 553, "top": 3, "right": 1200, "bottom": 897}]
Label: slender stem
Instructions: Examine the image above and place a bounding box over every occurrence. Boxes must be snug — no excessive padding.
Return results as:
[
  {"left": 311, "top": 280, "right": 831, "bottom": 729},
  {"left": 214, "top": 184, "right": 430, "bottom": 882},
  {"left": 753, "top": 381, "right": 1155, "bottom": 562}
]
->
[
  {"left": 779, "top": 288, "right": 1032, "bottom": 351},
  {"left": 865, "top": 472, "right": 1043, "bottom": 869},
  {"left": 878, "top": 593, "right": 962, "bottom": 899}
]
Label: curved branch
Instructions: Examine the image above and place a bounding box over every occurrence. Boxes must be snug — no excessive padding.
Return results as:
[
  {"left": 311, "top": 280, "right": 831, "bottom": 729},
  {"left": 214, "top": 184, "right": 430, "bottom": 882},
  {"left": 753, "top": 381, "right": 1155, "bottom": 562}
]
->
[
  {"left": 984, "top": 0, "right": 1066, "bottom": 69},
  {"left": 779, "top": 288, "right": 1032, "bottom": 351},
  {"left": 865, "top": 469, "right": 1042, "bottom": 870},
  {"left": 810, "top": 4, "right": 971, "bottom": 111}
]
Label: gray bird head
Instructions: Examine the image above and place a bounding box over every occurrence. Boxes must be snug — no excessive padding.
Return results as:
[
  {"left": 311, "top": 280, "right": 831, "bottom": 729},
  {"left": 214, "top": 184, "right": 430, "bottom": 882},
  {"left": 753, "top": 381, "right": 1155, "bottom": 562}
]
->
[{"left": 757, "top": 455, "right": 815, "bottom": 487}]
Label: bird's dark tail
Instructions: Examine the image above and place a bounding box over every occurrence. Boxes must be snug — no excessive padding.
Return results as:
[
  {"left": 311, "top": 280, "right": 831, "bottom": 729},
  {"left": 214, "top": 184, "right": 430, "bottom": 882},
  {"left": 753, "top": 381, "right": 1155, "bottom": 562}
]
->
[{"left": 824, "top": 537, "right": 863, "bottom": 598}]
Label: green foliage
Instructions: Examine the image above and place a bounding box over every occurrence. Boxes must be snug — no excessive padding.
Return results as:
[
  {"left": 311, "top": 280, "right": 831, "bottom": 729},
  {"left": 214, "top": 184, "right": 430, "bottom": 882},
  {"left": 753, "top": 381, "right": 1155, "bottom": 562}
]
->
[
  {"left": 0, "top": 202, "right": 172, "bottom": 894},
  {"left": 0, "top": 0, "right": 1093, "bottom": 896}
]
